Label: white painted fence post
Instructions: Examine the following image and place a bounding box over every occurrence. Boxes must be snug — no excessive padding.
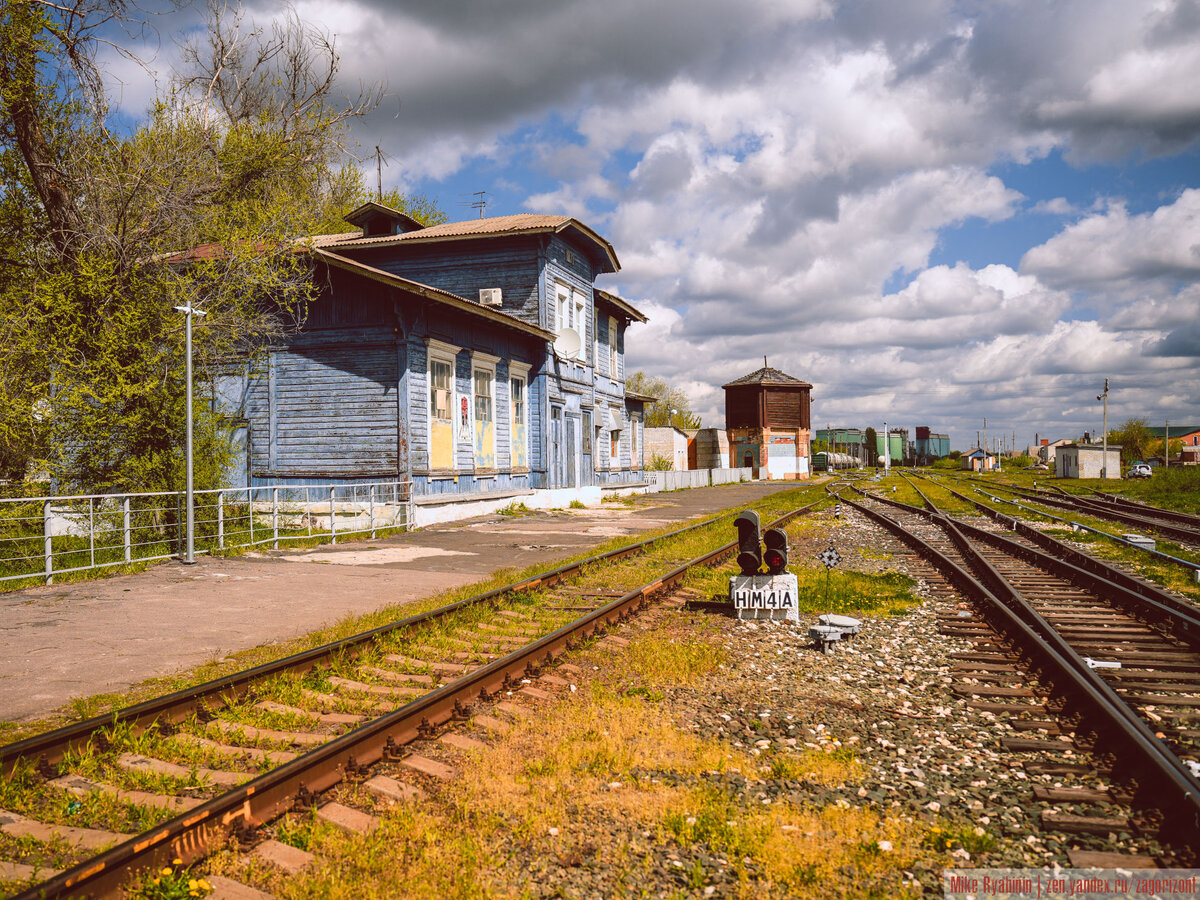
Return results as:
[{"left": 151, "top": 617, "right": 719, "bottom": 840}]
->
[
  {"left": 88, "top": 497, "right": 95, "bottom": 568},
  {"left": 217, "top": 492, "right": 225, "bottom": 550},
  {"left": 369, "top": 484, "right": 376, "bottom": 539},
  {"left": 248, "top": 487, "right": 254, "bottom": 546},
  {"left": 329, "top": 486, "right": 337, "bottom": 544},
  {"left": 43, "top": 500, "right": 52, "bottom": 585},
  {"left": 123, "top": 497, "right": 131, "bottom": 563},
  {"left": 272, "top": 487, "right": 279, "bottom": 550}
]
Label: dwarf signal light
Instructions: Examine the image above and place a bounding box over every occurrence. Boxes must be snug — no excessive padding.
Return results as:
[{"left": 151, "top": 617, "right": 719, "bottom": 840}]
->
[
  {"left": 734, "top": 510, "right": 763, "bottom": 576},
  {"left": 763, "top": 527, "right": 789, "bottom": 575}
]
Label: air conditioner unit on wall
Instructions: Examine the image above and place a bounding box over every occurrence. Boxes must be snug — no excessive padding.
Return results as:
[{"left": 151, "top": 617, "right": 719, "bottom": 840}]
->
[{"left": 479, "top": 288, "right": 503, "bottom": 306}]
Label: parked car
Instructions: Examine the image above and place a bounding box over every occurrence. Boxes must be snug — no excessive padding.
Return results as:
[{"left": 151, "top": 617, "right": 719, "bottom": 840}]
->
[{"left": 1127, "top": 462, "right": 1152, "bottom": 479}]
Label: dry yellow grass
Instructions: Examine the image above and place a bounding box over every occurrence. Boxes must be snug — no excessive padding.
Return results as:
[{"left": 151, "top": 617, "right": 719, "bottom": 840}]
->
[{"left": 207, "top": 622, "right": 939, "bottom": 898}]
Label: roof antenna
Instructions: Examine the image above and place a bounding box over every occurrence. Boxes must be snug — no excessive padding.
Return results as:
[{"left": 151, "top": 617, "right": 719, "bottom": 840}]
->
[
  {"left": 764, "top": 355, "right": 768, "bottom": 368},
  {"left": 373, "top": 145, "right": 391, "bottom": 202},
  {"left": 471, "top": 190, "right": 488, "bottom": 218}
]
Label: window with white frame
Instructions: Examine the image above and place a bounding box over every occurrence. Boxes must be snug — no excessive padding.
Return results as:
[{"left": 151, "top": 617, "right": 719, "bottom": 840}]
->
[
  {"left": 608, "top": 315, "right": 619, "bottom": 376},
  {"left": 427, "top": 340, "right": 460, "bottom": 471},
  {"left": 556, "top": 282, "right": 571, "bottom": 332},
  {"left": 509, "top": 362, "right": 531, "bottom": 469},
  {"left": 574, "top": 289, "right": 587, "bottom": 357},
  {"left": 471, "top": 352, "right": 498, "bottom": 470},
  {"left": 554, "top": 281, "right": 586, "bottom": 360}
]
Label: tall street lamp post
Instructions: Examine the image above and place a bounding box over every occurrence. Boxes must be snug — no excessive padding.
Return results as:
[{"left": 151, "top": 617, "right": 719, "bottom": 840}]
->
[
  {"left": 175, "top": 304, "right": 207, "bottom": 564},
  {"left": 1097, "top": 378, "right": 1110, "bottom": 479}
]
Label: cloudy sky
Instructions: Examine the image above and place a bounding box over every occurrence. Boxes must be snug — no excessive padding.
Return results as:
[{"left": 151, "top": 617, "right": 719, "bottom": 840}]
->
[{"left": 114, "top": 0, "right": 1200, "bottom": 450}]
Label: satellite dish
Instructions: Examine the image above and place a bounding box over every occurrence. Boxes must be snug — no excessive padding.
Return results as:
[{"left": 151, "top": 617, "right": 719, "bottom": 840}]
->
[{"left": 554, "top": 327, "right": 581, "bottom": 359}]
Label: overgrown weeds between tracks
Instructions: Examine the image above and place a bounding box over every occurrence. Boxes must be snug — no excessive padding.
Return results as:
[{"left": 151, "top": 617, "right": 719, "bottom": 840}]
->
[{"left": 205, "top": 599, "right": 945, "bottom": 898}]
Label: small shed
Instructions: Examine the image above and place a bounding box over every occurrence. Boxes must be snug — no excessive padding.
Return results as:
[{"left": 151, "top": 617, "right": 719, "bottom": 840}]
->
[
  {"left": 644, "top": 426, "right": 690, "bottom": 471},
  {"left": 1055, "top": 444, "right": 1122, "bottom": 479},
  {"left": 961, "top": 448, "right": 996, "bottom": 472}
]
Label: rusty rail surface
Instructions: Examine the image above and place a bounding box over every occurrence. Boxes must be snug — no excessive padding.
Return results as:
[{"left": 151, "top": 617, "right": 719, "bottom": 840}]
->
[
  {"left": 832, "top": 487, "right": 1200, "bottom": 846},
  {"left": 10, "top": 502, "right": 820, "bottom": 899}
]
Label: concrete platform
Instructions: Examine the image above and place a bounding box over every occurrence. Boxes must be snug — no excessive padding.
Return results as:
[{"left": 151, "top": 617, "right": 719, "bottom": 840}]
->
[{"left": 0, "top": 482, "right": 803, "bottom": 723}]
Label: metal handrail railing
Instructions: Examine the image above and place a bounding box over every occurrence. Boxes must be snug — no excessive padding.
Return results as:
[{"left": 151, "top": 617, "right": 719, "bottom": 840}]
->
[{"left": 0, "top": 480, "right": 413, "bottom": 586}]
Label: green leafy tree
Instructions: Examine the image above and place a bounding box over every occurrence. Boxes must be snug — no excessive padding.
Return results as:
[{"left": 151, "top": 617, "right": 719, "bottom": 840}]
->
[
  {"left": 1107, "top": 418, "right": 1155, "bottom": 463},
  {"left": 864, "top": 427, "right": 878, "bottom": 467},
  {"left": 627, "top": 371, "right": 702, "bottom": 429},
  {"left": 0, "top": 1, "right": 442, "bottom": 492}
]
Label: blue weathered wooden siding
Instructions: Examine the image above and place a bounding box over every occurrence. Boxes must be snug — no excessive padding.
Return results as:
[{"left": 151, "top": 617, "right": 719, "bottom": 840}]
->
[
  {"left": 354, "top": 238, "right": 543, "bottom": 326},
  {"left": 255, "top": 343, "right": 400, "bottom": 476},
  {"left": 231, "top": 234, "right": 627, "bottom": 498}
]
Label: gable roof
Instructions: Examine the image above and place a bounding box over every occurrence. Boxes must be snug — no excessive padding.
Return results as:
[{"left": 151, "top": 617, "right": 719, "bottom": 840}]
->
[
  {"left": 722, "top": 366, "right": 812, "bottom": 389},
  {"left": 624, "top": 389, "right": 658, "bottom": 404},
  {"left": 342, "top": 201, "right": 425, "bottom": 235},
  {"left": 313, "top": 249, "right": 555, "bottom": 341},
  {"left": 595, "top": 288, "right": 648, "bottom": 323},
  {"left": 317, "top": 213, "right": 621, "bottom": 274}
]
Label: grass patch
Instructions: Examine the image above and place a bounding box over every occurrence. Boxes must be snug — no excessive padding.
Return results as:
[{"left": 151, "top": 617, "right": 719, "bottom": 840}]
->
[
  {"left": 126, "top": 858, "right": 213, "bottom": 899},
  {"left": 496, "top": 502, "right": 531, "bottom": 516},
  {"left": 794, "top": 568, "right": 920, "bottom": 617},
  {"left": 664, "top": 789, "right": 925, "bottom": 895}
]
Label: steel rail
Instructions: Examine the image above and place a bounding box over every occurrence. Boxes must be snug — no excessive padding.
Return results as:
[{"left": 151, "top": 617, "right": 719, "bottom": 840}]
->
[
  {"left": 835, "top": 491, "right": 1200, "bottom": 845},
  {"left": 927, "top": 478, "right": 1200, "bottom": 584},
  {"left": 975, "top": 482, "right": 1200, "bottom": 546},
  {"left": 913, "top": 476, "right": 1200, "bottom": 620},
  {"left": 849, "top": 481, "right": 1200, "bottom": 646},
  {"left": 11, "top": 502, "right": 820, "bottom": 899},
  {"left": 1080, "top": 490, "right": 1200, "bottom": 531},
  {"left": 1, "top": 501, "right": 795, "bottom": 777}
]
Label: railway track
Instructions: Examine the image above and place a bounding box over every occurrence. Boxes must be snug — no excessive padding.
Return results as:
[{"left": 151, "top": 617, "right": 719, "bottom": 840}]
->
[
  {"left": 955, "top": 477, "right": 1200, "bottom": 548},
  {"left": 0, "top": 494, "right": 822, "bottom": 899},
  {"left": 831, "top": 481, "right": 1200, "bottom": 864},
  {"left": 911, "top": 472, "right": 1200, "bottom": 584}
]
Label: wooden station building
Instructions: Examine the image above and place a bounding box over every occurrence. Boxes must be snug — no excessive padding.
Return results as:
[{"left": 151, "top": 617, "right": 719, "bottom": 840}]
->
[
  {"left": 215, "top": 204, "right": 649, "bottom": 505},
  {"left": 722, "top": 365, "right": 813, "bottom": 479}
]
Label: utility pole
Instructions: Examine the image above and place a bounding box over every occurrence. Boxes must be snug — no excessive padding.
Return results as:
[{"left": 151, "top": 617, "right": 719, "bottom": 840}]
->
[
  {"left": 983, "top": 417, "right": 988, "bottom": 473},
  {"left": 1165, "top": 418, "right": 1170, "bottom": 469},
  {"left": 1097, "top": 378, "right": 1110, "bottom": 479},
  {"left": 883, "top": 420, "right": 890, "bottom": 474}
]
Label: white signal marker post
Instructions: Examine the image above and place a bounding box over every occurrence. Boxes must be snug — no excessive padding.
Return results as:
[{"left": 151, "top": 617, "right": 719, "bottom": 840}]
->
[
  {"left": 730, "top": 512, "right": 799, "bottom": 622},
  {"left": 730, "top": 573, "right": 800, "bottom": 622},
  {"left": 175, "top": 304, "right": 207, "bottom": 564}
]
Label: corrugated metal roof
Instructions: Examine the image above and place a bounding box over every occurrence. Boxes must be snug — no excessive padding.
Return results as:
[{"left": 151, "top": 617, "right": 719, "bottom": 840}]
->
[
  {"left": 721, "top": 366, "right": 813, "bottom": 389},
  {"left": 319, "top": 213, "right": 620, "bottom": 273}
]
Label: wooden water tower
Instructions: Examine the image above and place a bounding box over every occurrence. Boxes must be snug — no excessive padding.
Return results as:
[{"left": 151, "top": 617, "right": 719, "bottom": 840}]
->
[{"left": 723, "top": 364, "right": 812, "bottom": 479}]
